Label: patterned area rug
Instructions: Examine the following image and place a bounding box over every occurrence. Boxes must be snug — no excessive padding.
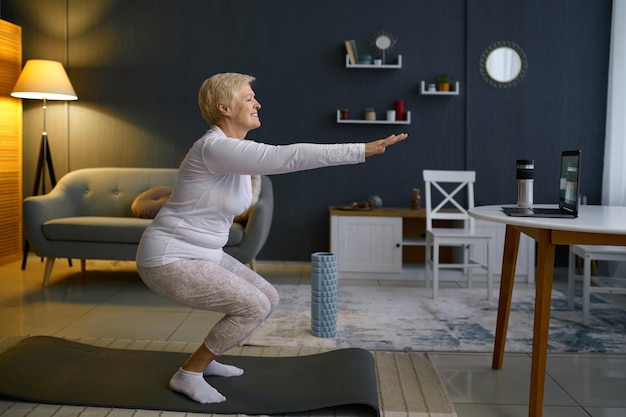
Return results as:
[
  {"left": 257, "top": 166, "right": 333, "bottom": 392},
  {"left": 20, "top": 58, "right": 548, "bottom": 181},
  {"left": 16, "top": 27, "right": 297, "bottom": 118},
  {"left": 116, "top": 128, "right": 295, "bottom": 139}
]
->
[{"left": 245, "top": 285, "right": 626, "bottom": 353}]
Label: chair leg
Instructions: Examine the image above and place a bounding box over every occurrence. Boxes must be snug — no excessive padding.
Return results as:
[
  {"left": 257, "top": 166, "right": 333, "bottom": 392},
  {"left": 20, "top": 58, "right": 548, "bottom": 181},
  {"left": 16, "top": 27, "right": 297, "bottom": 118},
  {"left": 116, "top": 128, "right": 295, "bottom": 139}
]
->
[
  {"left": 463, "top": 244, "right": 470, "bottom": 278},
  {"left": 80, "top": 259, "right": 86, "bottom": 272},
  {"left": 432, "top": 243, "right": 440, "bottom": 299},
  {"left": 43, "top": 257, "right": 56, "bottom": 287},
  {"left": 425, "top": 240, "right": 432, "bottom": 290},
  {"left": 486, "top": 240, "right": 494, "bottom": 301},
  {"left": 583, "top": 253, "right": 592, "bottom": 325},
  {"left": 568, "top": 247, "right": 576, "bottom": 310}
]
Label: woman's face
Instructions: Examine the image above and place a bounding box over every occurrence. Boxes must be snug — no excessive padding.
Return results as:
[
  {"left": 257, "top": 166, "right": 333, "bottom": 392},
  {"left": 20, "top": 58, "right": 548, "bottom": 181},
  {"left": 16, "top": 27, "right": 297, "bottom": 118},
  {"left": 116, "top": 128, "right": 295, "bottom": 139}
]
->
[{"left": 227, "top": 83, "right": 261, "bottom": 135}]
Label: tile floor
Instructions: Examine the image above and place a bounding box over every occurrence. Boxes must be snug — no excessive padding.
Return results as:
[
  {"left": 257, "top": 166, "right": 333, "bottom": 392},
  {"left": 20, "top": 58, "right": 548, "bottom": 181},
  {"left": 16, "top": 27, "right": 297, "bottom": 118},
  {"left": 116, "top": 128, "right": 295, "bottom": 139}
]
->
[{"left": 1, "top": 254, "right": 625, "bottom": 417}]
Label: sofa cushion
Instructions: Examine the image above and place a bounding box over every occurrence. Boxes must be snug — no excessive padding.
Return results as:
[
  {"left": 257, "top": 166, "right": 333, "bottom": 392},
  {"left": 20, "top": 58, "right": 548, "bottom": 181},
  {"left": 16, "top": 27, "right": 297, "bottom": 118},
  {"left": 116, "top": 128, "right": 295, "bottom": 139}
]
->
[
  {"left": 233, "top": 175, "right": 261, "bottom": 224},
  {"left": 226, "top": 222, "right": 245, "bottom": 246},
  {"left": 42, "top": 217, "right": 152, "bottom": 244},
  {"left": 131, "top": 186, "right": 172, "bottom": 219}
]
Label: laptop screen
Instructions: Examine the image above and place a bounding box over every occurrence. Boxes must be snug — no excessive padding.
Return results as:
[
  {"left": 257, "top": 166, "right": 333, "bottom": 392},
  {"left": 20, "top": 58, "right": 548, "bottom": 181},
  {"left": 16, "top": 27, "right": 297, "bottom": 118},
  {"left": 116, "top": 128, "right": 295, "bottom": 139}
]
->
[{"left": 559, "top": 150, "right": 581, "bottom": 212}]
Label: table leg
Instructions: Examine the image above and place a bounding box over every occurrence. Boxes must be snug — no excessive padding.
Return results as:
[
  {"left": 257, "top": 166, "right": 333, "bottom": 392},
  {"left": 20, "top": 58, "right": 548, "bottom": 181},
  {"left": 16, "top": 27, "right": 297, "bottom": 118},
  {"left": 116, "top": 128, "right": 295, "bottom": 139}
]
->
[
  {"left": 492, "top": 225, "right": 520, "bottom": 370},
  {"left": 528, "top": 229, "right": 555, "bottom": 417}
]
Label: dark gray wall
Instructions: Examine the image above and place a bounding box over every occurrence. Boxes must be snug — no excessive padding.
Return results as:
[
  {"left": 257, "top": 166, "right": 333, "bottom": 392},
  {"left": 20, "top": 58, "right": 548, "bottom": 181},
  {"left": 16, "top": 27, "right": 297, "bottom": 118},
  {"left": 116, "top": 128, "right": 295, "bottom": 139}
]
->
[{"left": 3, "top": 0, "right": 612, "bottom": 263}]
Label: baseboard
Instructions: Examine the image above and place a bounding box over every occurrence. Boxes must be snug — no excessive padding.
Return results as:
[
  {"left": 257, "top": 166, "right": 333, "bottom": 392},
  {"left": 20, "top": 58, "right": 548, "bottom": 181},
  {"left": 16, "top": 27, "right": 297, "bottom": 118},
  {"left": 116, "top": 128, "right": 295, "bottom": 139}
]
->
[
  {"left": 250, "top": 261, "right": 572, "bottom": 284},
  {"left": 254, "top": 260, "right": 311, "bottom": 274}
]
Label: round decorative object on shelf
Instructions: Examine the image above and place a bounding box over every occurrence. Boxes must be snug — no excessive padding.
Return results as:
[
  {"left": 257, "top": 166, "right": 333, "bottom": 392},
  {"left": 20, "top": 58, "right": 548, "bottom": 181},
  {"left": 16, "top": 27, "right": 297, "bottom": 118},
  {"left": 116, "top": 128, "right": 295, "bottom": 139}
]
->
[
  {"left": 374, "top": 34, "right": 393, "bottom": 50},
  {"left": 368, "top": 195, "right": 383, "bottom": 209},
  {"left": 371, "top": 30, "right": 397, "bottom": 64}
]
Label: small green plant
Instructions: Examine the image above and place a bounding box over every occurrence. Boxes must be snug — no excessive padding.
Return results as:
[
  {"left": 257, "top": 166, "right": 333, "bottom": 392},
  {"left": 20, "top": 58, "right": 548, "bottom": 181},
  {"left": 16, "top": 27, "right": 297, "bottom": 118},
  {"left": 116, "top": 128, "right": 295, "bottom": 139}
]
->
[
  {"left": 364, "top": 107, "right": 376, "bottom": 120},
  {"left": 437, "top": 74, "right": 451, "bottom": 84}
]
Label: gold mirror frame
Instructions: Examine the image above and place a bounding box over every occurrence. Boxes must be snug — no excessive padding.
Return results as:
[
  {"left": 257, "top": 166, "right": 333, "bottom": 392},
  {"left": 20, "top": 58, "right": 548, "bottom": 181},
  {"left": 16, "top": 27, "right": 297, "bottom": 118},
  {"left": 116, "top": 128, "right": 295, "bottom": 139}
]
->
[{"left": 480, "top": 41, "right": 527, "bottom": 88}]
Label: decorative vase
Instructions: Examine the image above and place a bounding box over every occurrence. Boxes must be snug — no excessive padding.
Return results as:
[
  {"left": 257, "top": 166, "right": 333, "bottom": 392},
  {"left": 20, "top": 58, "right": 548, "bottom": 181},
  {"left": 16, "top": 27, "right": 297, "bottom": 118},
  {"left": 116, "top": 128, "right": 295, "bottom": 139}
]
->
[
  {"left": 438, "top": 83, "right": 450, "bottom": 92},
  {"left": 368, "top": 195, "right": 383, "bottom": 209},
  {"left": 395, "top": 99, "right": 405, "bottom": 121},
  {"left": 364, "top": 110, "right": 376, "bottom": 121},
  {"left": 411, "top": 188, "right": 421, "bottom": 210},
  {"left": 358, "top": 55, "right": 372, "bottom": 65}
]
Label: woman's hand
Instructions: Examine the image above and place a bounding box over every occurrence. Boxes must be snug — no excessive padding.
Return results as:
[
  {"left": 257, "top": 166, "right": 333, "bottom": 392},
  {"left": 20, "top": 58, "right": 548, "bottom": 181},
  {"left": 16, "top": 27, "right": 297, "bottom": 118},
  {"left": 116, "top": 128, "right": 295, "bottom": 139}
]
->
[{"left": 364, "top": 133, "right": 408, "bottom": 157}]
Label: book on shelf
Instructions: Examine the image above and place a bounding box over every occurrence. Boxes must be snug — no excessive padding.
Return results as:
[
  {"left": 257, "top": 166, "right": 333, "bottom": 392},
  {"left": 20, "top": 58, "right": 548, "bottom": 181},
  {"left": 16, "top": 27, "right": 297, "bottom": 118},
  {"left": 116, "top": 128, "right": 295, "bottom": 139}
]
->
[{"left": 344, "top": 40, "right": 358, "bottom": 65}]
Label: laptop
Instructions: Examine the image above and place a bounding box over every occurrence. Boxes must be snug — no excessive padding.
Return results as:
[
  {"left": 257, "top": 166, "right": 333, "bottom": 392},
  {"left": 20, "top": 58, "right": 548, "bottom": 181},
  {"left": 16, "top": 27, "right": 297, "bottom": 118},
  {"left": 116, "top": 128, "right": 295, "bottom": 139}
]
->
[{"left": 502, "top": 149, "right": 581, "bottom": 218}]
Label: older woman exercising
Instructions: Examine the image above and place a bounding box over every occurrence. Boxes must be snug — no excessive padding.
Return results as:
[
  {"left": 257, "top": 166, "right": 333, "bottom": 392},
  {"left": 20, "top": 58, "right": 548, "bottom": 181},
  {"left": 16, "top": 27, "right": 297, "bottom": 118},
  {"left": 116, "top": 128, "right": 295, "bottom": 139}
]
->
[{"left": 136, "top": 72, "right": 407, "bottom": 403}]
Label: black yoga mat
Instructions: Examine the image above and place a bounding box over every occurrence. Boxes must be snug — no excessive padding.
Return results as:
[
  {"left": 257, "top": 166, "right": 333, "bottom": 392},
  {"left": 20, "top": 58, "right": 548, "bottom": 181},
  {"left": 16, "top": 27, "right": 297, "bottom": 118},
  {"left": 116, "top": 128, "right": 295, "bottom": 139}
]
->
[{"left": 0, "top": 336, "right": 379, "bottom": 416}]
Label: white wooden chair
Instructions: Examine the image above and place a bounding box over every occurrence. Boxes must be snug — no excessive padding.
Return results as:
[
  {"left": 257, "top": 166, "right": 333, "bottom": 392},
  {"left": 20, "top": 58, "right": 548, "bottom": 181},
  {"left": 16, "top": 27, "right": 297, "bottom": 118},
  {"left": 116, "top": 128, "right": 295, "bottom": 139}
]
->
[
  {"left": 423, "top": 170, "right": 495, "bottom": 299},
  {"left": 568, "top": 244, "right": 626, "bottom": 325}
]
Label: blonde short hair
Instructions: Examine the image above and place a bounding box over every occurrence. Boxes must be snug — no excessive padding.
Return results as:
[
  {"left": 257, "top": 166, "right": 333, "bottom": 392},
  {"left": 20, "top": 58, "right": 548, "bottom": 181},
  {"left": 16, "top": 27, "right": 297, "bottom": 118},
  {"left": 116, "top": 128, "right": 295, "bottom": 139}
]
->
[{"left": 198, "top": 72, "right": 256, "bottom": 125}]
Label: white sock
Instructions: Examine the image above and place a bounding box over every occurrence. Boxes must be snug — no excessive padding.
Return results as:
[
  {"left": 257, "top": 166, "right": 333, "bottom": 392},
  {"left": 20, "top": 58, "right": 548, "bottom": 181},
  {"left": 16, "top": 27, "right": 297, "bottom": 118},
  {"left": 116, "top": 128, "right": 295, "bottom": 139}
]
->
[
  {"left": 169, "top": 368, "right": 226, "bottom": 404},
  {"left": 203, "top": 360, "right": 244, "bottom": 377}
]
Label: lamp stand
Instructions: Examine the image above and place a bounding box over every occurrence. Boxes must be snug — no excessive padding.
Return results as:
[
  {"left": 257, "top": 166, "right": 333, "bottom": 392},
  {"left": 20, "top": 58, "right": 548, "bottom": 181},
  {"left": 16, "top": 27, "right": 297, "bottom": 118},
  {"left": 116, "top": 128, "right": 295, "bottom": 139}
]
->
[
  {"left": 21, "top": 99, "right": 61, "bottom": 270},
  {"left": 33, "top": 137, "right": 57, "bottom": 195}
]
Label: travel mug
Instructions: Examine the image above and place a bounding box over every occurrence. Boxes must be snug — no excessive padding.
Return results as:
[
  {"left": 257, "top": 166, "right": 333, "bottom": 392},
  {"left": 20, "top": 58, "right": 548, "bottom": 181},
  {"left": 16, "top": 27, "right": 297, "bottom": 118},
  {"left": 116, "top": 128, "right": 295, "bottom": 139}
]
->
[{"left": 517, "top": 159, "right": 534, "bottom": 208}]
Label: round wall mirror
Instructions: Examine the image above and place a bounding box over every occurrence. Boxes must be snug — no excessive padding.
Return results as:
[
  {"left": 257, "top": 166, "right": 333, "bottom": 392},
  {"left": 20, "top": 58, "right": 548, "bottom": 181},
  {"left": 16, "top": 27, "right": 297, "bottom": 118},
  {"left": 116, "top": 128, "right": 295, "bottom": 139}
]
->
[{"left": 480, "top": 41, "right": 527, "bottom": 88}]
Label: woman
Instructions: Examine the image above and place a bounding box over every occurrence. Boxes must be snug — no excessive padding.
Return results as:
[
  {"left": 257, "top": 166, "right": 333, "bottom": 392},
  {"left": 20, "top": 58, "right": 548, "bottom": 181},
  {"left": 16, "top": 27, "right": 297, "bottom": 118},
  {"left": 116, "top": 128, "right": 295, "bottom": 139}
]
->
[{"left": 136, "top": 72, "right": 407, "bottom": 404}]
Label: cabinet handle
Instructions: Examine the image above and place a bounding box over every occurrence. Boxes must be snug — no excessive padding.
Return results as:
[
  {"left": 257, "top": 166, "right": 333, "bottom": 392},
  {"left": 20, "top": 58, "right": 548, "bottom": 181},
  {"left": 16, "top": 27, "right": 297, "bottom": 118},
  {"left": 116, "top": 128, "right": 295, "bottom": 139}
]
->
[{"left": 396, "top": 243, "right": 401, "bottom": 248}]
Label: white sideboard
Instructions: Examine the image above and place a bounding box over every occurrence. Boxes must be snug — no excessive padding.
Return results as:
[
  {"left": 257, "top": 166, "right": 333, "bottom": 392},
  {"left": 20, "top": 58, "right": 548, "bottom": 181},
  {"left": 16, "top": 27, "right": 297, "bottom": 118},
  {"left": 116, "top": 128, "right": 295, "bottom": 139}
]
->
[{"left": 329, "top": 207, "right": 535, "bottom": 282}]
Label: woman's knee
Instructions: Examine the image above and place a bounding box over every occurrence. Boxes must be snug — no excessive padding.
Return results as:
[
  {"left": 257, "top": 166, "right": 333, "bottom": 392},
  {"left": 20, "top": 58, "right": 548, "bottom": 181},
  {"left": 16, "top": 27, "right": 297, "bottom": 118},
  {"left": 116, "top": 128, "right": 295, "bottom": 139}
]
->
[
  {"left": 256, "top": 295, "right": 274, "bottom": 321},
  {"left": 267, "top": 286, "right": 280, "bottom": 315},
  {"left": 238, "top": 293, "right": 274, "bottom": 324}
]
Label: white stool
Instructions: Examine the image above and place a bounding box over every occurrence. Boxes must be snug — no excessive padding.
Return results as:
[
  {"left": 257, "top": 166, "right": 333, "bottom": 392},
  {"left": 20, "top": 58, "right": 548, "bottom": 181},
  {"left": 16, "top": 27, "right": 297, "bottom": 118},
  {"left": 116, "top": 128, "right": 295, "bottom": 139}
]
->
[{"left": 568, "top": 244, "right": 626, "bottom": 325}]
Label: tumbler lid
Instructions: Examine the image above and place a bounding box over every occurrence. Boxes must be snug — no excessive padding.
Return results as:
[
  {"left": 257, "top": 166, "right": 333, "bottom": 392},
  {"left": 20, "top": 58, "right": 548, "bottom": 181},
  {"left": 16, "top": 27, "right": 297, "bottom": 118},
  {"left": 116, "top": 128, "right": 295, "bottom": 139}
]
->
[
  {"left": 516, "top": 159, "right": 534, "bottom": 168},
  {"left": 516, "top": 159, "right": 534, "bottom": 179}
]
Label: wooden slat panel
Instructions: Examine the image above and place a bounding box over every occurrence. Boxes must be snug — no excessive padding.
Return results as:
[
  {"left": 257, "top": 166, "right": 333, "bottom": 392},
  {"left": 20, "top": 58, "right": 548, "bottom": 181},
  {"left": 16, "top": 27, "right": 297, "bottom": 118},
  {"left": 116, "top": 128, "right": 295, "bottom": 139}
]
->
[{"left": 0, "top": 19, "right": 22, "bottom": 266}]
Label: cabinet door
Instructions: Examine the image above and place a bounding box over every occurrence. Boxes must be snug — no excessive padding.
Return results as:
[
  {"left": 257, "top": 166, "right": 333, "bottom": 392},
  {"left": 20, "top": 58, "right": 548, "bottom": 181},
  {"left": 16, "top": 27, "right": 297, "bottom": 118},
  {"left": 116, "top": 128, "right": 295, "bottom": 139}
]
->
[{"left": 331, "top": 216, "right": 402, "bottom": 273}]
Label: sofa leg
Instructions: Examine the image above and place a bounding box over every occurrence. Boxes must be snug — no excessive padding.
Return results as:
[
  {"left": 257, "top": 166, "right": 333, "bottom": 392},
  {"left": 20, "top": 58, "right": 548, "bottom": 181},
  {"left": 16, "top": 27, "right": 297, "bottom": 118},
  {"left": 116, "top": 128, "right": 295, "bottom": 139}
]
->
[
  {"left": 80, "top": 259, "right": 86, "bottom": 272},
  {"left": 43, "top": 257, "right": 56, "bottom": 287},
  {"left": 249, "top": 258, "right": 257, "bottom": 271}
]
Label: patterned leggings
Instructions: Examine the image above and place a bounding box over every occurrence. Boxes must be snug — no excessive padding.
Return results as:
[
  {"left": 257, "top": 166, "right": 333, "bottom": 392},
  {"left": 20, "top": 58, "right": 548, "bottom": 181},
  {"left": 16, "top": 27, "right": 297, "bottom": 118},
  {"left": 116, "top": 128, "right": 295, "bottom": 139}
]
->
[{"left": 137, "top": 253, "right": 279, "bottom": 355}]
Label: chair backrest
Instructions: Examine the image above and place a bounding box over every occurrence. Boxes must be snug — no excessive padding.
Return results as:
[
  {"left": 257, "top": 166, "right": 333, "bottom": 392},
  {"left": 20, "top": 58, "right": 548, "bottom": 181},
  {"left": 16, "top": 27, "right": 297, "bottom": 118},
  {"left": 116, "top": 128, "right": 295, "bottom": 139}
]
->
[{"left": 422, "top": 170, "right": 477, "bottom": 232}]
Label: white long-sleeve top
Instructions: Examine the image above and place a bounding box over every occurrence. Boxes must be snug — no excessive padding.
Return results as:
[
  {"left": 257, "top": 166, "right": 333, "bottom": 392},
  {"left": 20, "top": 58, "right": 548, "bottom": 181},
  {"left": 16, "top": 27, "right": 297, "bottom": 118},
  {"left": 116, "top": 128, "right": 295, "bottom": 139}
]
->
[{"left": 136, "top": 126, "right": 365, "bottom": 267}]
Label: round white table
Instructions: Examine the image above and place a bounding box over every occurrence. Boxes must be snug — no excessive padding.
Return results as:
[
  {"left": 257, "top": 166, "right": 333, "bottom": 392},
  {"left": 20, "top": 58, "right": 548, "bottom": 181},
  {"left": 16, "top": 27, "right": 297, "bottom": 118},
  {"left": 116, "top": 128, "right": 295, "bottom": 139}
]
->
[{"left": 469, "top": 205, "right": 626, "bottom": 417}]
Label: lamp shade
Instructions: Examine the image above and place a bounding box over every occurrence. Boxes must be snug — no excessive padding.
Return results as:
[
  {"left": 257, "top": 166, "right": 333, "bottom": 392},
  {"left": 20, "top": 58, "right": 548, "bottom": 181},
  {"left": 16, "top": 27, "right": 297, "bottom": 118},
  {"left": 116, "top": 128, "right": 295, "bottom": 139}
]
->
[{"left": 11, "top": 59, "right": 77, "bottom": 100}]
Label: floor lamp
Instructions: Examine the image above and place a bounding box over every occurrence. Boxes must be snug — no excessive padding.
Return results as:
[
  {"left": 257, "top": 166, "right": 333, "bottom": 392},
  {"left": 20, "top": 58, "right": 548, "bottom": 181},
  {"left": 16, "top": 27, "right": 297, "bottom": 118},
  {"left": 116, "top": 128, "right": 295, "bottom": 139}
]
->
[{"left": 11, "top": 59, "right": 78, "bottom": 269}]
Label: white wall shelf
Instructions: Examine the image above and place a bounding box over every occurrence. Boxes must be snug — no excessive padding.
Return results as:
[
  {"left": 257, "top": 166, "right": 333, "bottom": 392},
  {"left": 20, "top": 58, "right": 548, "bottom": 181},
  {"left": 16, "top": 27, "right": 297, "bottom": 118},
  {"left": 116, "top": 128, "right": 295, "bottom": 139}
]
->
[
  {"left": 336, "top": 110, "right": 411, "bottom": 125},
  {"left": 419, "top": 80, "right": 460, "bottom": 96},
  {"left": 345, "top": 54, "right": 402, "bottom": 69}
]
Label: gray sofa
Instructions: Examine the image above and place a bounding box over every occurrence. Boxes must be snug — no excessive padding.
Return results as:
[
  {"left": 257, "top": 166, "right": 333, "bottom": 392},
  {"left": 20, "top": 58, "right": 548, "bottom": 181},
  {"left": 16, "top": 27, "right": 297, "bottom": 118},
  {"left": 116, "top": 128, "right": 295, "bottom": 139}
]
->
[{"left": 23, "top": 167, "right": 273, "bottom": 286}]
